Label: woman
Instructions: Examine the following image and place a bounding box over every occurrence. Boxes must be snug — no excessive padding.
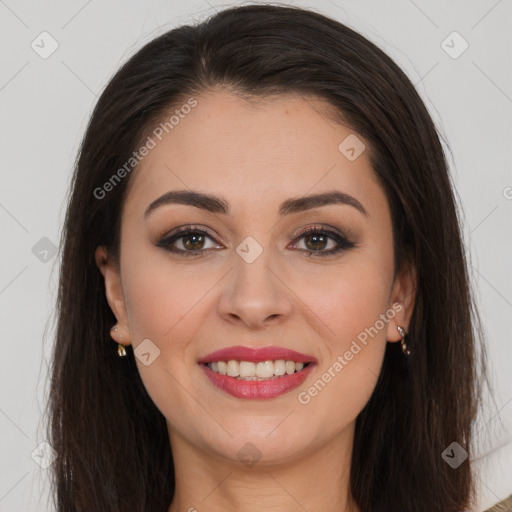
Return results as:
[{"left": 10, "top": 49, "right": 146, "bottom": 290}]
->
[{"left": 46, "top": 4, "right": 499, "bottom": 511}]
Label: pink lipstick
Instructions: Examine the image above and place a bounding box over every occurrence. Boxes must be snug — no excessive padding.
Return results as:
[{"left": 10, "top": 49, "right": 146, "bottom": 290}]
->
[{"left": 198, "top": 345, "right": 317, "bottom": 400}]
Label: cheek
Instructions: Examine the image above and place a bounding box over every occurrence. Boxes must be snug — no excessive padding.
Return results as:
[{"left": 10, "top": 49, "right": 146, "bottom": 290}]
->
[
  {"left": 291, "top": 256, "right": 392, "bottom": 424},
  {"left": 296, "top": 256, "right": 393, "bottom": 355},
  {"left": 120, "top": 258, "right": 219, "bottom": 429},
  {"left": 121, "top": 245, "right": 218, "bottom": 345}
]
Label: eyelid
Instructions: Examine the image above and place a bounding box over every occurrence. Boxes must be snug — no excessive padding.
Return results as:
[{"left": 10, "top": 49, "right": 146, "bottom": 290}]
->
[
  {"left": 158, "top": 224, "right": 223, "bottom": 243},
  {"left": 156, "top": 224, "right": 223, "bottom": 251},
  {"left": 159, "top": 223, "right": 343, "bottom": 243},
  {"left": 290, "top": 223, "right": 352, "bottom": 242}
]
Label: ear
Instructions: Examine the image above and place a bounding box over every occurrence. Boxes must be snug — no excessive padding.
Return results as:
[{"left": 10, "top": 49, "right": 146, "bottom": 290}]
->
[
  {"left": 385, "top": 257, "right": 416, "bottom": 343},
  {"left": 95, "top": 246, "right": 132, "bottom": 346}
]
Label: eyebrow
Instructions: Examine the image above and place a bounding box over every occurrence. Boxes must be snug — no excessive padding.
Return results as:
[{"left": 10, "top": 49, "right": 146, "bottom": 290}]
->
[{"left": 144, "top": 190, "right": 369, "bottom": 218}]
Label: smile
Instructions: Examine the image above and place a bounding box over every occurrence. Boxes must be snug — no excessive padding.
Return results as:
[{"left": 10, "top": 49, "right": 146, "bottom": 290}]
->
[
  {"left": 197, "top": 345, "right": 317, "bottom": 399},
  {"left": 206, "top": 359, "right": 309, "bottom": 380}
]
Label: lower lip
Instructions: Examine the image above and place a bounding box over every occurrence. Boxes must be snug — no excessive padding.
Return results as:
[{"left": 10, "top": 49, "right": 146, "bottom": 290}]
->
[{"left": 199, "top": 363, "right": 316, "bottom": 399}]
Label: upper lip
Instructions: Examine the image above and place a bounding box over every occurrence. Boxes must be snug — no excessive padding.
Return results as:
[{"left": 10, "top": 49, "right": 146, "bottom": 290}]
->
[{"left": 198, "top": 345, "right": 317, "bottom": 364}]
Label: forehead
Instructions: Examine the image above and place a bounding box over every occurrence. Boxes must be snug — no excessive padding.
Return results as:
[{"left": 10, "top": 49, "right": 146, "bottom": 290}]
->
[{"left": 123, "top": 90, "right": 385, "bottom": 219}]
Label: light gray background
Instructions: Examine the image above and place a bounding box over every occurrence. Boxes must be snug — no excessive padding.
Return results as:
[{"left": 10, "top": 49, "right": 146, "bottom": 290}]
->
[{"left": 0, "top": 0, "right": 511, "bottom": 510}]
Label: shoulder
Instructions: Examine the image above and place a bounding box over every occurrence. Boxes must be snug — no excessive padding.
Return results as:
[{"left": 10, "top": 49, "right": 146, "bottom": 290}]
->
[{"left": 483, "top": 494, "right": 512, "bottom": 512}]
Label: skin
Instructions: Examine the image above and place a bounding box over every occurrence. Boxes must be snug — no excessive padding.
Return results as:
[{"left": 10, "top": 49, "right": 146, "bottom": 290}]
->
[{"left": 95, "top": 90, "right": 416, "bottom": 512}]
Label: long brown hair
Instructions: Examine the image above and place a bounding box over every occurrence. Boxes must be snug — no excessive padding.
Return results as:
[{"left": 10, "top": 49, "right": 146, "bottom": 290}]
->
[{"left": 46, "top": 4, "right": 486, "bottom": 511}]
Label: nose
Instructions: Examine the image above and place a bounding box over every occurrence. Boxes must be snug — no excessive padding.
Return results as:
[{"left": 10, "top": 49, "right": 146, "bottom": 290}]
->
[{"left": 217, "top": 249, "right": 294, "bottom": 329}]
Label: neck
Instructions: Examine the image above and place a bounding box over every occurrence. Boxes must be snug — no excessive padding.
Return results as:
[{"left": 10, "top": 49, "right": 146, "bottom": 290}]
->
[{"left": 167, "top": 422, "right": 359, "bottom": 512}]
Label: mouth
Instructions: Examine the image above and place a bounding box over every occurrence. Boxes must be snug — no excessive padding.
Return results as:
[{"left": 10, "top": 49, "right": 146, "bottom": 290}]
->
[
  {"left": 203, "top": 359, "right": 312, "bottom": 380},
  {"left": 197, "top": 345, "right": 317, "bottom": 399}
]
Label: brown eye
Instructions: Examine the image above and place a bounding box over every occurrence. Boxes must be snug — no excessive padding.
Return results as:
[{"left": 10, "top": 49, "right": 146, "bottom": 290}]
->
[
  {"left": 291, "top": 226, "right": 356, "bottom": 257},
  {"left": 156, "top": 226, "right": 222, "bottom": 256},
  {"left": 181, "top": 232, "right": 207, "bottom": 251},
  {"left": 303, "top": 232, "right": 331, "bottom": 251}
]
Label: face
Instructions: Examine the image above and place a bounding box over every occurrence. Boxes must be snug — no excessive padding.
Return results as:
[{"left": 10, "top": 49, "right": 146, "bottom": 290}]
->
[{"left": 96, "top": 90, "right": 415, "bottom": 466}]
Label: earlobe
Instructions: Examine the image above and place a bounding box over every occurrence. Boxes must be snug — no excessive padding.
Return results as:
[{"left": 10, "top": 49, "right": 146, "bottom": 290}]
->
[
  {"left": 95, "top": 246, "right": 132, "bottom": 346},
  {"left": 386, "top": 258, "right": 417, "bottom": 343}
]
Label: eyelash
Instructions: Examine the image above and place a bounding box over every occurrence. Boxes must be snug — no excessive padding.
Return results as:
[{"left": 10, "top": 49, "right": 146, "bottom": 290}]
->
[{"left": 156, "top": 224, "right": 356, "bottom": 258}]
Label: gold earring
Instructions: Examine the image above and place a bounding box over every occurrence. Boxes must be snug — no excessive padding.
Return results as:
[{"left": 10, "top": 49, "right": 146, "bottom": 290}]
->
[
  {"left": 397, "top": 325, "right": 410, "bottom": 356},
  {"left": 111, "top": 324, "right": 127, "bottom": 357}
]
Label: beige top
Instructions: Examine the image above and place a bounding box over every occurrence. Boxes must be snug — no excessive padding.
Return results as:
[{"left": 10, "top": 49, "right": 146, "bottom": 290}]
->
[{"left": 483, "top": 495, "right": 512, "bottom": 511}]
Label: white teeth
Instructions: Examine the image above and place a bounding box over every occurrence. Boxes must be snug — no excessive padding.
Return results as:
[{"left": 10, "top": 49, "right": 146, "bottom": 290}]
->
[
  {"left": 217, "top": 361, "right": 227, "bottom": 375},
  {"left": 227, "top": 360, "right": 240, "bottom": 377},
  {"left": 274, "top": 359, "right": 286, "bottom": 376},
  {"left": 285, "top": 360, "right": 296, "bottom": 375},
  {"left": 206, "top": 359, "right": 309, "bottom": 379},
  {"left": 239, "top": 361, "right": 256, "bottom": 377},
  {"left": 256, "top": 361, "right": 274, "bottom": 379}
]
